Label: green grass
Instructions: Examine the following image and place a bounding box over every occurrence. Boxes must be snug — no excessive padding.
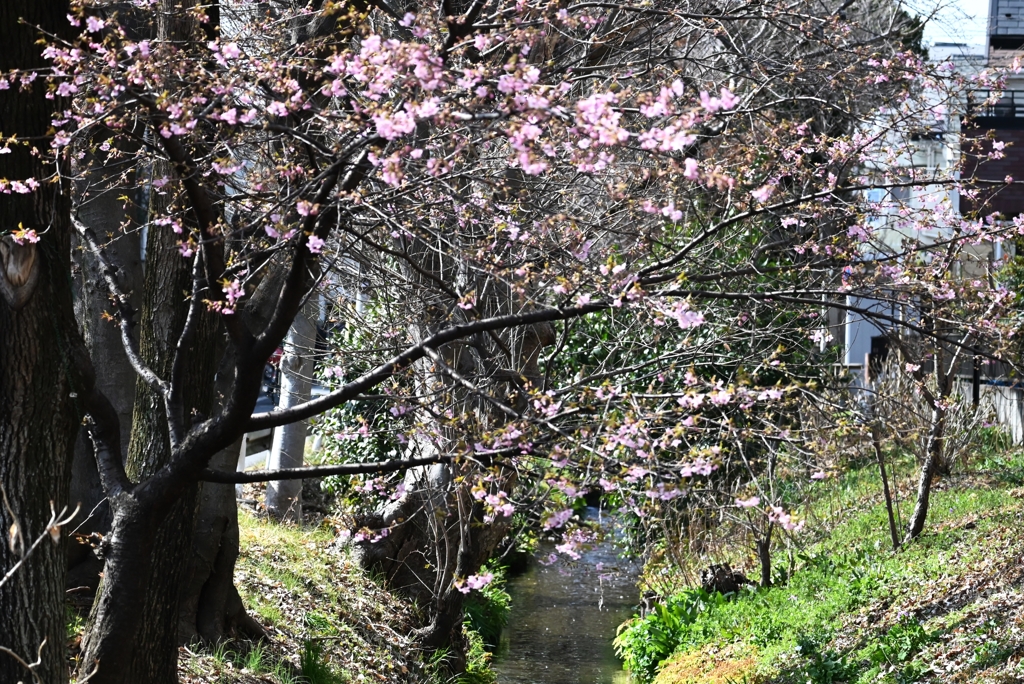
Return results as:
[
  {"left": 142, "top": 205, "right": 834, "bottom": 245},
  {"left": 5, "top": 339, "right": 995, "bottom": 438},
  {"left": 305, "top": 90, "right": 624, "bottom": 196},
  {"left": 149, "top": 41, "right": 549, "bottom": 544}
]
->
[
  {"left": 303, "top": 610, "right": 337, "bottom": 636},
  {"left": 458, "top": 624, "right": 498, "bottom": 684},
  {"left": 619, "top": 452, "right": 1024, "bottom": 684},
  {"left": 301, "top": 639, "right": 349, "bottom": 684},
  {"left": 183, "top": 639, "right": 304, "bottom": 683},
  {"left": 66, "top": 604, "right": 86, "bottom": 641}
]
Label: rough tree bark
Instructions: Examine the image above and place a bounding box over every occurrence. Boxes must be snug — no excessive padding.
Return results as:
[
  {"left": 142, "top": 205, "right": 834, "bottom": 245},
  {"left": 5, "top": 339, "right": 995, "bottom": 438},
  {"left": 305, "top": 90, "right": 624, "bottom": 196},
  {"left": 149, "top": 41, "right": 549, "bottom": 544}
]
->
[
  {"left": 80, "top": 24, "right": 223, "bottom": 679},
  {"left": 178, "top": 435, "right": 264, "bottom": 644},
  {"left": 0, "top": 2, "right": 82, "bottom": 682},
  {"left": 178, "top": 256, "right": 314, "bottom": 644},
  {"left": 79, "top": 1, "right": 242, "bottom": 677},
  {"left": 115, "top": 198, "right": 220, "bottom": 680}
]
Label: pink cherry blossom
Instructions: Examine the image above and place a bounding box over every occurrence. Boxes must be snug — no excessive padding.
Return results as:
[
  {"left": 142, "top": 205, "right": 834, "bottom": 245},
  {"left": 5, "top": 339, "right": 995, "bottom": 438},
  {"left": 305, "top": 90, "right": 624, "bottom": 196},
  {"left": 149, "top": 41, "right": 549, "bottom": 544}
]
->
[
  {"left": 306, "top": 235, "right": 325, "bottom": 253},
  {"left": 809, "top": 329, "right": 833, "bottom": 345},
  {"left": 372, "top": 111, "right": 416, "bottom": 140},
  {"left": 718, "top": 88, "right": 739, "bottom": 110},
  {"left": 456, "top": 572, "right": 495, "bottom": 594},
  {"left": 684, "top": 158, "right": 699, "bottom": 180},
  {"left": 543, "top": 509, "right": 573, "bottom": 530},
  {"left": 750, "top": 185, "right": 774, "bottom": 203},
  {"left": 11, "top": 228, "right": 39, "bottom": 245},
  {"left": 221, "top": 278, "right": 244, "bottom": 314},
  {"left": 768, "top": 506, "right": 804, "bottom": 532}
]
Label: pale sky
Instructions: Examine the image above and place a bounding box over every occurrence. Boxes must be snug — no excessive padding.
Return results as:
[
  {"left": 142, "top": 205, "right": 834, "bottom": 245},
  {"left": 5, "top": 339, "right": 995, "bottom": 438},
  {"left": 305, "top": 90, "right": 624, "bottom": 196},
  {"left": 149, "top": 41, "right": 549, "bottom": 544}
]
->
[{"left": 917, "top": 0, "right": 990, "bottom": 46}]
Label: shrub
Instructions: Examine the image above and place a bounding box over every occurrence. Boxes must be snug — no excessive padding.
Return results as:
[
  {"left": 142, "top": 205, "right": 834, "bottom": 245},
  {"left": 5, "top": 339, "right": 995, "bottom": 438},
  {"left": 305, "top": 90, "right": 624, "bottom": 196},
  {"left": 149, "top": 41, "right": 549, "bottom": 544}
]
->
[{"left": 614, "top": 588, "right": 727, "bottom": 682}]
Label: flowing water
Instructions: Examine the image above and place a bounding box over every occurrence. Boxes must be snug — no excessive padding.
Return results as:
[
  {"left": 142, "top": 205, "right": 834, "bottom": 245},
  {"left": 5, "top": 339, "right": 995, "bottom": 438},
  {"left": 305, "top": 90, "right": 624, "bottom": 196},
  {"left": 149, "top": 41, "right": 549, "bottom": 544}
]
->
[{"left": 493, "top": 508, "right": 639, "bottom": 684}]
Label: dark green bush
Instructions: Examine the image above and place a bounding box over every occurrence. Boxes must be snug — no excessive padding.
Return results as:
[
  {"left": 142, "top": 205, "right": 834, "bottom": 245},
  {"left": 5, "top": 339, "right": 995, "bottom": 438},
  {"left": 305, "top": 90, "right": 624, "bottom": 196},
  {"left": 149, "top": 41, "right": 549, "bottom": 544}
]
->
[{"left": 613, "top": 587, "right": 728, "bottom": 682}]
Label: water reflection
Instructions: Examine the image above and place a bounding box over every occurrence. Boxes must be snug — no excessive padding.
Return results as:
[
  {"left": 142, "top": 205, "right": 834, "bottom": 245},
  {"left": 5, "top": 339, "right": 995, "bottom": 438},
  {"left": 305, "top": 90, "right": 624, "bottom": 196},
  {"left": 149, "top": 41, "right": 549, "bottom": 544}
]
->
[{"left": 493, "top": 508, "right": 639, "bottom": 684}]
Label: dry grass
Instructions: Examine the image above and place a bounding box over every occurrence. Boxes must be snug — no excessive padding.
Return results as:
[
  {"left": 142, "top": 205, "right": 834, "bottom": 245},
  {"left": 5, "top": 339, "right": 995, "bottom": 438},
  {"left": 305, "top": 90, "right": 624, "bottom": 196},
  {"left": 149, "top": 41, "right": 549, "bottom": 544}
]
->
[
  {"left": 179, "top": 507, "right": 424, "bottom": 683},
  {"left": 655, "top": 643, "right": 762, "bottom": 684}
]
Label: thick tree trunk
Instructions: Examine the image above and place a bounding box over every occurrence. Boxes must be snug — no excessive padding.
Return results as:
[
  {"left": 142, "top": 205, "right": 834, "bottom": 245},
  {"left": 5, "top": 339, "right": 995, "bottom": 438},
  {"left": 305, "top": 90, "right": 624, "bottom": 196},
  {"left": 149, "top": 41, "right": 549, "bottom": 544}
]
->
[
  {"left": 176, "top": 262, "right": 308, "bottom": 644},
  {"left": 0, "top": 2, "right": 81, "bottom": 682},
  {"left": 81, "top": 217, "right": 307, "bottom": 680},
  {"left": 179, "top": 443, "right": 239, "bottom": 642},
  {"left": 118, "top": 192, "right": 219, "bottom": 682},
  {"left": 78, "top": 498, "right": 161, "bottom": 680},
  {"left": 79, "top": 148, "right": 221, "bottom": 682},
  {"left": 0, "top": 249, "right": 81, "bottom": 684},
  {"left": 79, "top": 2, "right": 228, "bottom": 678},
  {"left": 266, "top": 311, "right": 316, "bottom": 521},
  {"left": 178, "top": 436, "right": 265, "bottom": 643}
]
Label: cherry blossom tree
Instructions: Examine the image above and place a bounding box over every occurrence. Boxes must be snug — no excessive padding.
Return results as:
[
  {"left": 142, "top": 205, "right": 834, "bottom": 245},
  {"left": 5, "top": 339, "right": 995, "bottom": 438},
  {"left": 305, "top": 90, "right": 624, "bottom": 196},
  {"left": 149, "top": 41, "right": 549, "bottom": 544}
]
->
[{"left": 0, "top": 0, "right": 1020, "bottom": 681}]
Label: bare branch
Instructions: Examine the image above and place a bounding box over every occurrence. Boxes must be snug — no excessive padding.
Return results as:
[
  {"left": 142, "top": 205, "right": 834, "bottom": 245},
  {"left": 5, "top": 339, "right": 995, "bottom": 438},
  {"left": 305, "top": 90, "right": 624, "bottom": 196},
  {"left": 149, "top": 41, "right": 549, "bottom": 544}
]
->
[
  {"left": 73, "top": 217, "right": 168, "bottom": 399},
  {"left": 201, "top": 454, "right": 453, "bottom": 483},
  {"left": 0, "top": 641, "right": 44, "bottom": 684},
  {"left": 166, "top": 249, "right": 208, "bottom": 447},
  {"left": 82, "top": 388, "right": 132, "bottom": 498},
  {"left": 247, "top": 302, "right": 604, "bottom": 431}
]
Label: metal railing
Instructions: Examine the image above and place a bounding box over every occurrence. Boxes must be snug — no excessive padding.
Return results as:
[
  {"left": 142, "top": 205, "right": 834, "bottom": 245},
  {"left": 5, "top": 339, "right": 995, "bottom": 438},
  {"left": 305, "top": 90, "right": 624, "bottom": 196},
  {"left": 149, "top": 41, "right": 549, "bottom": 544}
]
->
[{"left": 967, "top": 89, "right": 1024, "bottom": 118}]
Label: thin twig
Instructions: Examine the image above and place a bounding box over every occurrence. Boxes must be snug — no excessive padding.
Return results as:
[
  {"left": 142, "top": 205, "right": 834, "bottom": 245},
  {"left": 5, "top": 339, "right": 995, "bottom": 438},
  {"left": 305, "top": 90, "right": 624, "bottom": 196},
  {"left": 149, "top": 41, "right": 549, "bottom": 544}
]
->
[
  {"left": 0, "top": 504, "right": 80, "bottom": 592},
  {"left": 0, "top": 639, "right": 44, "bottom": 684}
]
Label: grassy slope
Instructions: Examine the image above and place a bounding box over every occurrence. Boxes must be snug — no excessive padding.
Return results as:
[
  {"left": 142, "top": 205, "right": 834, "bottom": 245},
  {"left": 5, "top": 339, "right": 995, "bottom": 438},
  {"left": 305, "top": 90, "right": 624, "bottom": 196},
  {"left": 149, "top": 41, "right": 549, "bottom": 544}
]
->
[
  {"left": 178, "top": 509, "right": 422, "bottom": 684},
  {"left": 651, "top": 453, "right": 1024, "bottom": 684}
]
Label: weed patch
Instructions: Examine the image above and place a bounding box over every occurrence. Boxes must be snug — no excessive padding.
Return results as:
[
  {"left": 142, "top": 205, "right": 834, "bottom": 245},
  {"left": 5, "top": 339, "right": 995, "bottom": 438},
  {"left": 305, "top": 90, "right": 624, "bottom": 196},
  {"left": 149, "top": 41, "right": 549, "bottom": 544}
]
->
[{"left": 630, "top": 458, "right": 1024, "bottom": 684}]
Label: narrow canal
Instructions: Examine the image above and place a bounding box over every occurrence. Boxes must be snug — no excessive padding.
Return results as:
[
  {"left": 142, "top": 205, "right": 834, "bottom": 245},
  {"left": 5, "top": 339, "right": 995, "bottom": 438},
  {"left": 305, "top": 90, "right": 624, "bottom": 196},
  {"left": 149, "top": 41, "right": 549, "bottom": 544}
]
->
[{"left": 493, "top": 508, "right": 639, "bottom": 683}]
